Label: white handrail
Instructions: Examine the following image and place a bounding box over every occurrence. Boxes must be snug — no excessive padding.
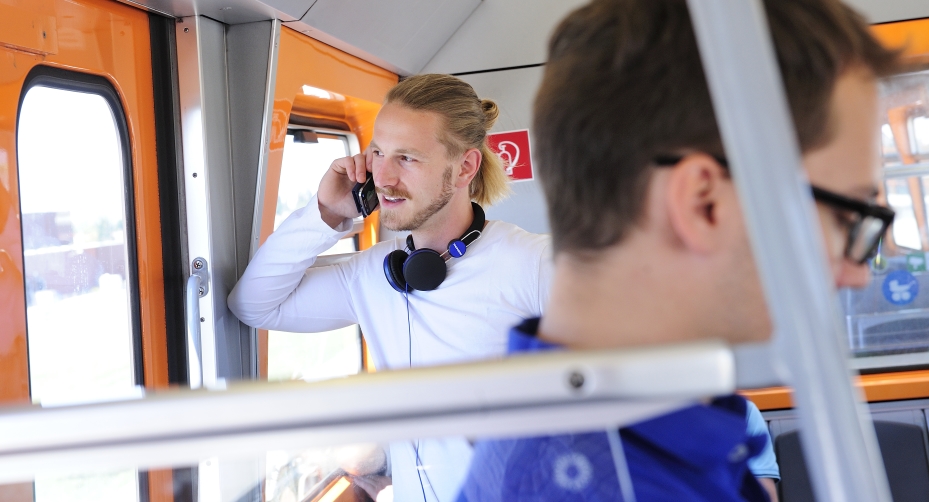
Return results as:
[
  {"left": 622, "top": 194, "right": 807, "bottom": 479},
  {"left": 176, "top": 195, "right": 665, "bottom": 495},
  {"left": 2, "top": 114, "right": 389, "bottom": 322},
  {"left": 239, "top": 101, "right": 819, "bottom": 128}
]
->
[
  {"left": 0, "top": 340, "right": 733, "bottom": 483},
  {"left": 186, "top": 274, "right": 203, "bottom": 389}
]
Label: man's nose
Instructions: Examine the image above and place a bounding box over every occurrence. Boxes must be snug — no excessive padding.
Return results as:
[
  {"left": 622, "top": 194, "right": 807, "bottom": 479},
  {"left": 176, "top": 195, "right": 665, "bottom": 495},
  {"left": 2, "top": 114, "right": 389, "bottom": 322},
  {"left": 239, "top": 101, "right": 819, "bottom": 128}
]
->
[
  {"left": 835, "top": 259, "right": 871, "bottom": 289},
  {"left": 373, "top": 159, "right": 397, "bottom": 187}
]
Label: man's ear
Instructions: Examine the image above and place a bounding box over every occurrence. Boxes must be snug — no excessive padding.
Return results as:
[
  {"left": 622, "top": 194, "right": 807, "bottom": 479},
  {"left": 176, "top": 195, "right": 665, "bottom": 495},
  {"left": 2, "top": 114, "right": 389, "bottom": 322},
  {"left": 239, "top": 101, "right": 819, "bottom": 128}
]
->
[
  {"left": 455, "top": 148, "right": 482, "bottom": 188},
  {"left": 664, "top": 153, "right": 730, "bottom": 254}
]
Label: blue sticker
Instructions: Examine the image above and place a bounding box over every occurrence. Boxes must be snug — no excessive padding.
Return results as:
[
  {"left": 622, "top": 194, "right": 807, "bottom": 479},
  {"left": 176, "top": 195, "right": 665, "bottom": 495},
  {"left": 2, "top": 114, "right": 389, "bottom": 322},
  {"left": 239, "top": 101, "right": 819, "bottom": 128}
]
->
[
  {"left": 882, "top": 270, "right": 919, "bottom": 305},
  {"left": 448, "top": 240, "right": 466, "bottom": 258}
]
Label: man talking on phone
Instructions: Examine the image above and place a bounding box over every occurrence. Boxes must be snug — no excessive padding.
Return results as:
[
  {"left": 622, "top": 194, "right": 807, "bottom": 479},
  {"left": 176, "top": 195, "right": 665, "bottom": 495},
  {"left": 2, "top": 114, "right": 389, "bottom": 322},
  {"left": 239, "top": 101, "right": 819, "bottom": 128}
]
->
[{"left": 228, "top": 74, "right": 552, "bottom": 501}]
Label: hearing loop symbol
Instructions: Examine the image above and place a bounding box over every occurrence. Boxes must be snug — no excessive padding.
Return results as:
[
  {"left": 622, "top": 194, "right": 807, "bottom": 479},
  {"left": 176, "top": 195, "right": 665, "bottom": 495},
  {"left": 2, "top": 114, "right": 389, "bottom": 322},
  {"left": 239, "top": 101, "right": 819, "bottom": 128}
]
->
[{"left": 497, "top": 140, "right": 520, "bottom": 176}]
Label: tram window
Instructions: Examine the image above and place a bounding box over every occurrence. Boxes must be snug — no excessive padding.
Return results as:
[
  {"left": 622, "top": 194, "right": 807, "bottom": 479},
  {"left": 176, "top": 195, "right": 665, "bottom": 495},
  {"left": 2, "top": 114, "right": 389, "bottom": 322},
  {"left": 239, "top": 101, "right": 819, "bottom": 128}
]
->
[
  {"left": 18, "top": 85, "right": 140, "bottom": 404},
  {"left": 841, "top": 70, "right": 929, "bottom": 366},
  {"left": 267, "top": 130, "right": 362, "bottom": 382},
  {"left": 18, "top": 81, "right": 141, "bottom": 500},
  {"left": 913, "top": 116, "right": 929, "bottom": 156},
  {"left": 881, "top": 124, "right": 900, "bottom": 164}
]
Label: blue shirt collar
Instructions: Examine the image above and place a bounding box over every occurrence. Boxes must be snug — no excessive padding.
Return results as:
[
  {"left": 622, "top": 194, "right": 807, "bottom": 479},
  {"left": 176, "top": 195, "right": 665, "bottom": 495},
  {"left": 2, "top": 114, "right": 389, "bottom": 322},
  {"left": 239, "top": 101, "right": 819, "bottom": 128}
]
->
[
  {"left": 507, "top": 317, "right": 764, "bottom": 471},
  {"left": 508, "top": 317, "right": 560, "bottom": 353}
]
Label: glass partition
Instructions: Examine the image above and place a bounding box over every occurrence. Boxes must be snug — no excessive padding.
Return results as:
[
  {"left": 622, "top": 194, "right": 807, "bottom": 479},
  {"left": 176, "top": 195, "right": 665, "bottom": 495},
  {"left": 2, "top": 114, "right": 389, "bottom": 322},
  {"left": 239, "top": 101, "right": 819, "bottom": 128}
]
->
[{"left": 841, "top": 69, "right": 929, "bottom": 369}]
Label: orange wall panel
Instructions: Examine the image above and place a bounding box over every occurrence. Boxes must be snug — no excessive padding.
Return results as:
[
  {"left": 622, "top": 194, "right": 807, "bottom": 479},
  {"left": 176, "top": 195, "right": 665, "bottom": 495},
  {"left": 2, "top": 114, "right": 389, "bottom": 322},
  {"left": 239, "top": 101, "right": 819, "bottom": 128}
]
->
[
  {"left": 743, "top": 369, "right": 929, "bottom": 411},
  {"left": 873, "top": 18, "right": 929, "bottom": 64},
  {"left": 260, "top": 26, "right": 397, "bottom": 249}
]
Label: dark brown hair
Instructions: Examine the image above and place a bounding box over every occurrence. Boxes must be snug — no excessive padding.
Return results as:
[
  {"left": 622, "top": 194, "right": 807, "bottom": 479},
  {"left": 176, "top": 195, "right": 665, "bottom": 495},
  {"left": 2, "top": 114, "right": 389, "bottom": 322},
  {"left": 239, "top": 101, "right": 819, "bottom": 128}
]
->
[{"left": 535, "top": 0, "right": 898, "bottom": 254}]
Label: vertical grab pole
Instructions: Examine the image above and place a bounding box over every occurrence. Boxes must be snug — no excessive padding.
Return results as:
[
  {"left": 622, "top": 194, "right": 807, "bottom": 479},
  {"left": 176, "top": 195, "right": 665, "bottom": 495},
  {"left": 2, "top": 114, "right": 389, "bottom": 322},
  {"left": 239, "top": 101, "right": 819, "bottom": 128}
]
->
[{"left": 685, "top": 1, "right": 891, "bottom": 501}]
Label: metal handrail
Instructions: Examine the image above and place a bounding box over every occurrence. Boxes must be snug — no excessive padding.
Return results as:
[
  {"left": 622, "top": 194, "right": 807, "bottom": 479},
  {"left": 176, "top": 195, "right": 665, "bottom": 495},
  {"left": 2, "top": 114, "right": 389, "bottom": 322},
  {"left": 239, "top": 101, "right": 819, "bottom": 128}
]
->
[
  {"left": 300, "top": 468, "right": 348, "bottom": 502},
  {"left": 186, "top": 271, "right": 204, "bottom": 389},
  {"left": 0, "top": 339, "right": 733, "bottom": 483}
]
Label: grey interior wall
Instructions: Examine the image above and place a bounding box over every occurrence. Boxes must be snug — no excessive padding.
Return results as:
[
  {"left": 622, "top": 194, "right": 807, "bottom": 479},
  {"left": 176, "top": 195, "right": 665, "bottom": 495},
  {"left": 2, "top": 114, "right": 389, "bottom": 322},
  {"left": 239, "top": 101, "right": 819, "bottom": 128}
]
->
[
  {"left": 415, "top": 0, "right": 589, "bottom": 236},
  {"left": 196, "top": 17, "right": 247, "bottom": 382},
  {"left": 184, "top": 16, "right": 277, "bottom": 382},
  {"left": 295, "top": 0, "right": 480, "bottom": 75},
  {"left": 226, "top": 20, "right": 278, "bottom": 380},
  {"left": 226, "top": 21, "right": 275, "bottom": 284},
  {"left": 460, "top": 66, "right": 550, "bottom": 235}
]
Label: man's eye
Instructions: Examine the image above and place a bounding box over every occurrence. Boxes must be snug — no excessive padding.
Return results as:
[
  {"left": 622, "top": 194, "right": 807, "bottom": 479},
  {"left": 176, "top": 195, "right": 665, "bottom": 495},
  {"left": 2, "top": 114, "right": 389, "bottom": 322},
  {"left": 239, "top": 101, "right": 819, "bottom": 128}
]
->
[
  {"left": 400, "top": 155, "right": 414, "bottom": 162},
  {"left": 373, "top": 150, "right": 383, "bottom": 157},
  {"left": 834, "top": 209, "right": 857, "bottom": 229}
]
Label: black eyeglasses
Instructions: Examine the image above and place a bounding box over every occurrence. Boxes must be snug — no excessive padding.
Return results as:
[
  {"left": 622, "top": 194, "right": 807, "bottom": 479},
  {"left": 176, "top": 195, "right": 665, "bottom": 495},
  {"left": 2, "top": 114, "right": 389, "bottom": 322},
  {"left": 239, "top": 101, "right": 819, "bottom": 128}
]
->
[{"left": 654, "top": 155, "right": 895, "bottom": 264}]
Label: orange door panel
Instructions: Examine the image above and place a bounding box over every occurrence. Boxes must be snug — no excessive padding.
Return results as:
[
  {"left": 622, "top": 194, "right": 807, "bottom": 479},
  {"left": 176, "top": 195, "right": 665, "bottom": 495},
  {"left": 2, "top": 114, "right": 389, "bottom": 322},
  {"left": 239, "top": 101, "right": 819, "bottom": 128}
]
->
[
  {"left": 0, "top": 1, "right": 170, "bottom": 499},
  {"left": 259, "top": 26, "right": 398, "bottom": 249},
  {"left": 0, "top": 0, "right": 168, "bottom": 403}
]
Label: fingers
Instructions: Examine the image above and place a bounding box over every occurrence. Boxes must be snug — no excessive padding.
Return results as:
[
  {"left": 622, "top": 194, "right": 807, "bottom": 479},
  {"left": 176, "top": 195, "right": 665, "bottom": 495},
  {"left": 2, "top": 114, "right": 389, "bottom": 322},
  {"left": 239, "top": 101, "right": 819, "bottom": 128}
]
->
[
  {"left": 353, "top": 153, "right": 367, "bottom": 183},
  {"left": 330, "top": 153, "right": 372, "bottom": 184},
  {"left": 329, "top": 156, "right": 351, "bottom": 177}
]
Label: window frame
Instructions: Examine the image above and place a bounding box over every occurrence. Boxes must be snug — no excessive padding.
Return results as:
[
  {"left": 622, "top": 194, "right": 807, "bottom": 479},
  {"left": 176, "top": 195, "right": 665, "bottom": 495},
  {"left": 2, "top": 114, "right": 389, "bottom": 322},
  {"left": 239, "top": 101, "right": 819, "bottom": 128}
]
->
[
  {"left": 15, "top": 65, "right": 145, "bottom": 390},
  {"left": 280, "top": 125, "right": 364, "bottom": 256},
  {"left": 267, "top": 126, "right": 364, "bottom": 381}
]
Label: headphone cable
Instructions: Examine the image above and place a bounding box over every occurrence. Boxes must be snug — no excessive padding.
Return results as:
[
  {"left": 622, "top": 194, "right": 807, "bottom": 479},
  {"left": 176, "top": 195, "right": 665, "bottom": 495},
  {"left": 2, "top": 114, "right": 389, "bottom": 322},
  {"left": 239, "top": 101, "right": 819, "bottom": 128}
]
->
[
  {"left": 405, "top": 290, "right": 441, "bottom": 502},
  {"left": 405, "top": 290, "right": 412, "bottom": 368}
]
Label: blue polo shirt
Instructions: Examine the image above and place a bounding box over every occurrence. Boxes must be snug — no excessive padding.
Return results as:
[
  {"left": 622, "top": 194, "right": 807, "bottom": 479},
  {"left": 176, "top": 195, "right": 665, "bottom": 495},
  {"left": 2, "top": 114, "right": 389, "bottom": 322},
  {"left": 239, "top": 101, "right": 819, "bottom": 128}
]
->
[{"left": 456, "top": 318, "right": 771, "bottom": 502}]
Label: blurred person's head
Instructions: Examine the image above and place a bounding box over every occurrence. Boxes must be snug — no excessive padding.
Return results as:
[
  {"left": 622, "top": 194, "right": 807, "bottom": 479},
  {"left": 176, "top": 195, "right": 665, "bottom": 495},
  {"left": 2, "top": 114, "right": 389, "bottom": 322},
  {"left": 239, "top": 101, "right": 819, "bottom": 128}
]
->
[
  {"left": 535, "top": 0, "right": 898, "bottom": 347},
  {"left": 372, "top": 74, "right": 510, "bottom": 232}
]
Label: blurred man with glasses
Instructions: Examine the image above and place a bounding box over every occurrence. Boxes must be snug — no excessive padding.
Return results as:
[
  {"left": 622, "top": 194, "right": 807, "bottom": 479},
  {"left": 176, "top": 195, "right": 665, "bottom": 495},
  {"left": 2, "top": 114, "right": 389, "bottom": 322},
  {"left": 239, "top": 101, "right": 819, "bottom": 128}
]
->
[{"left": 457, "top": 0, "right": 898, "bottom": 500}]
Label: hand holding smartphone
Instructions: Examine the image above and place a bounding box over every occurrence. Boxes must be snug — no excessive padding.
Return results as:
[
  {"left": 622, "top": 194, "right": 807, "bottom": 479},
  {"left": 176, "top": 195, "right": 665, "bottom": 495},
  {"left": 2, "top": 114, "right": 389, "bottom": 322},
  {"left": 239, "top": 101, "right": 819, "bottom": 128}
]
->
[{"left": 352, "top": 171, "right": 379, "bottom": 217}]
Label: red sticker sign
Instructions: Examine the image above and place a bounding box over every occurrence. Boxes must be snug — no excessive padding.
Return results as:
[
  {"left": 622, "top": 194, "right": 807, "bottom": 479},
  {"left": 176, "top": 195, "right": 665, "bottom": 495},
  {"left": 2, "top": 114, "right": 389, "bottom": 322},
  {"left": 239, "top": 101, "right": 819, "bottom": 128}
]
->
[{"left": 487, "top": 129, "right": 533, "bottom": 181}]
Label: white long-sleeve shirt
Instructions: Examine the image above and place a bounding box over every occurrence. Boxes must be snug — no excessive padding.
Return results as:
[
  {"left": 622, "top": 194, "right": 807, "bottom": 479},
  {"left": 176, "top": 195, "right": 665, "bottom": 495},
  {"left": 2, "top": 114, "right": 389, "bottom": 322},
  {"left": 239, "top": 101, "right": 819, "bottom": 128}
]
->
[
  {"left": 227, "top": 195, "right": 552, "bottom": 501},
  {"left": 227, "top": 195, "right": 552, "bottom": 370}
]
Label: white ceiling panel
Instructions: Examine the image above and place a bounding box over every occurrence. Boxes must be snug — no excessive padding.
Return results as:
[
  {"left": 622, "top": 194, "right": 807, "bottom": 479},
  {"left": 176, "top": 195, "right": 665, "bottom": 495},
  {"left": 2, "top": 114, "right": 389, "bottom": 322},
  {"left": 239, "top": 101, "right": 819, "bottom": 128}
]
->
[
  {"left": 293, "top": 0, "right": 481, "bottom": 75},
  {"left": 422, "top": 0, "right": 587, "bottom": 75},
  {"left": 844, "top": 0, "right": 929, "bottom": 24}
]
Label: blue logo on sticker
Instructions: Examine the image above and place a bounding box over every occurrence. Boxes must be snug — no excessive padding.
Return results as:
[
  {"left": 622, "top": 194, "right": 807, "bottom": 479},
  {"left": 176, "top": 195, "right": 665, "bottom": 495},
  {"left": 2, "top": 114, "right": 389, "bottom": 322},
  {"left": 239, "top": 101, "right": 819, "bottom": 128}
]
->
[{"left": 882, "top": 270, "right": 919, "bottom": 305}]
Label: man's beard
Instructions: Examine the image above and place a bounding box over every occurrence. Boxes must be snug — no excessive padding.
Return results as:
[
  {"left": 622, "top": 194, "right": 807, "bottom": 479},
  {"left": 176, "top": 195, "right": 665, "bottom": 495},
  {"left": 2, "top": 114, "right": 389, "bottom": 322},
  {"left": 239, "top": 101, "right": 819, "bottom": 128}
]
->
[{"left": 380, "top": 165, "right": 454, "bottom": 232}]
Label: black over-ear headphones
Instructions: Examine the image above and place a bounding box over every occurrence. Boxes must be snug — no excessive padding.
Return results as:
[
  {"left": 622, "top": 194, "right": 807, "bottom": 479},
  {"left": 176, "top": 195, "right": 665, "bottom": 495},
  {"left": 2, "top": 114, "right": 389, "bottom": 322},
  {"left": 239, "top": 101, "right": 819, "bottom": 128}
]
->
[{"left": 383, "top": 202, "right": 485, "bottom": 292}]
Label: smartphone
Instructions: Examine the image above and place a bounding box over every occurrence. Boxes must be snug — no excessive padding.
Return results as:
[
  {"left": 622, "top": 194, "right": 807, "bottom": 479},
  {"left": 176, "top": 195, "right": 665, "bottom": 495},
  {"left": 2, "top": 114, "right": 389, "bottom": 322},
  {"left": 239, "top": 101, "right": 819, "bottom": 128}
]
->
[{"left": 352, "top": 171, "right": 379, "bottom": 217}]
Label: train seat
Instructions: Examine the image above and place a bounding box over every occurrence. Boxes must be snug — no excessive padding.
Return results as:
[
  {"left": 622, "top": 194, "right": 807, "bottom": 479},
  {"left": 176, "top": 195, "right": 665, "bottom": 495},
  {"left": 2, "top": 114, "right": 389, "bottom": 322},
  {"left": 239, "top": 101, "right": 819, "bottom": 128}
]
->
[{"left": 775, "top": 421, "right": 929, "bottom": 502}]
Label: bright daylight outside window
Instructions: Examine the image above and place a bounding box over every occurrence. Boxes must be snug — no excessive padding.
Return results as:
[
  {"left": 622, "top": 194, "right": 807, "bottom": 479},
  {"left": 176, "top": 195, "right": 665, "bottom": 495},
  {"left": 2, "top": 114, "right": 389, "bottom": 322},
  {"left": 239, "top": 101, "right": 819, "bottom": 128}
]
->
[
  {"left": 267, "top": 131, "right": 362, "bottom": 383},
  {"left": 18, "top": 84, "right": 140, "bottom": 502}
]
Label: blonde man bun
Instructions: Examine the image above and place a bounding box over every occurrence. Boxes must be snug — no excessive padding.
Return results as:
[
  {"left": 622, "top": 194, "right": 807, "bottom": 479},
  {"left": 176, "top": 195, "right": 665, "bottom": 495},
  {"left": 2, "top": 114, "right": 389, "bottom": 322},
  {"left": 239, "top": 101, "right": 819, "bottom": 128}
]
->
[{"left": 386, "top": 74, "right": 511, "bottom": 206}]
